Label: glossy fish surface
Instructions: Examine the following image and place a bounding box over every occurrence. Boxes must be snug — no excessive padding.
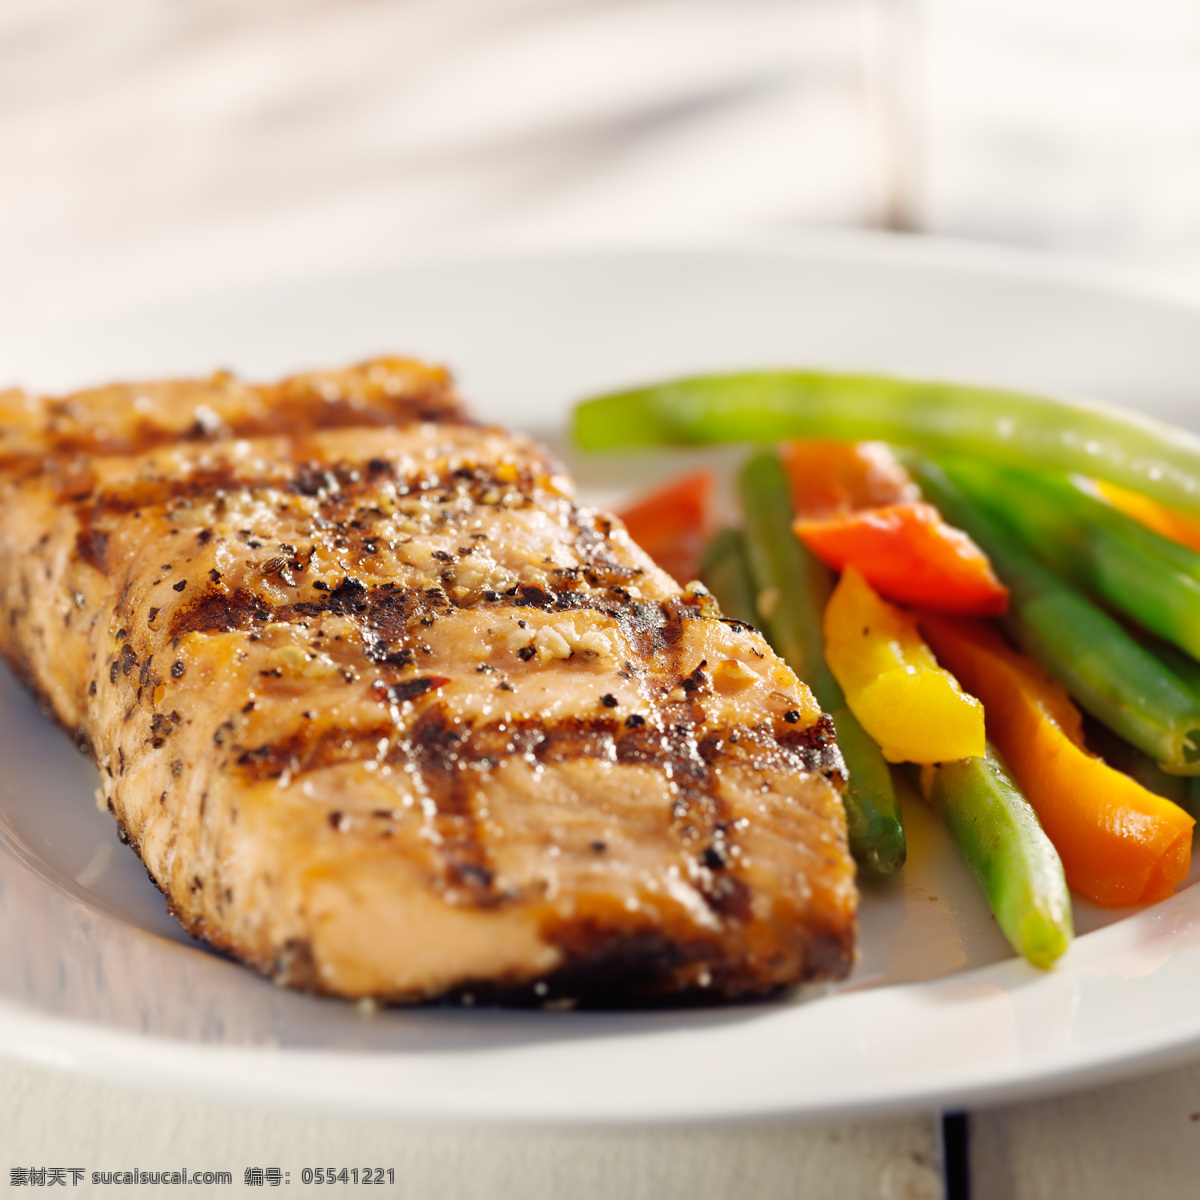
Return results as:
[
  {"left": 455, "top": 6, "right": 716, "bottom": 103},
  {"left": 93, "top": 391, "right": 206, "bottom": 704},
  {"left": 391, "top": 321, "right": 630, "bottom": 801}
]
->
[{"left": 0, "top": 359, "right": 856, "bottom": 1004}]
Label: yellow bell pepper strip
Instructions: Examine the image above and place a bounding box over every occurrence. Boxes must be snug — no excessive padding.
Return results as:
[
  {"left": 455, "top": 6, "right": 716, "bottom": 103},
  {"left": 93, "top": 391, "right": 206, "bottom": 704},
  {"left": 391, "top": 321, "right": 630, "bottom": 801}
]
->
[
  {"left": 823, "top": 566, "right": 985, "bottom": 764},
  {"left": 920, "top": 747, "right": 1073, "bottom": 969},
  {"left": 920, "top": 614, "right": 1195, "bottom": 907},
  {"left": 1097, "top": 479, "right": 1200, "bottom": 554}
]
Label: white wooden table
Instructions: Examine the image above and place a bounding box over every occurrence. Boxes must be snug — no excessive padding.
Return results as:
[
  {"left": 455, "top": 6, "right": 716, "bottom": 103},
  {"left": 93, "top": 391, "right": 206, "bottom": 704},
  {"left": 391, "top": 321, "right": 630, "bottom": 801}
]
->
[{"left": 4, "top": 3, "right": 1200, "bottom": 1195}]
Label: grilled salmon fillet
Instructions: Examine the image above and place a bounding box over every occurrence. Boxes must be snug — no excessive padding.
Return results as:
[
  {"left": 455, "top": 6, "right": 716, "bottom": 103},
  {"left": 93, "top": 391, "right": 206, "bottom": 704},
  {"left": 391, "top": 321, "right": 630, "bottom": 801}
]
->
[{"left": 0, "top": 358, "right": 856, "bottom": 1004}]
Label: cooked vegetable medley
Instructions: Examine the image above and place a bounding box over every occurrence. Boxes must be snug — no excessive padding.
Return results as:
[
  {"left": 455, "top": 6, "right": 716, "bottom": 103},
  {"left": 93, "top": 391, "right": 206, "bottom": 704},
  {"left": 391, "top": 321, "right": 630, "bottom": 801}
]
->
[{"left": 593, "top": 368, "right": 1200, "bottom": 970}]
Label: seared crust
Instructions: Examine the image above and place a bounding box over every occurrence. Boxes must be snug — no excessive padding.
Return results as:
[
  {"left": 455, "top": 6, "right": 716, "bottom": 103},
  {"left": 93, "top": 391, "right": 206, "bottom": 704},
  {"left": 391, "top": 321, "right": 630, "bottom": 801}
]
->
[{"left": 0, "top": 359, "right": 857, "bottom": 1004}]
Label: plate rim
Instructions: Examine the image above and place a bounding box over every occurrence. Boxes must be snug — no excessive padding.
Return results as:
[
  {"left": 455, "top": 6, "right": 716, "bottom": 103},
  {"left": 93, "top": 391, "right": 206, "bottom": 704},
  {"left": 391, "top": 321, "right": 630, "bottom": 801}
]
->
[{"left": 6, "top": 233, "right": 1200, "bottom": 1124}]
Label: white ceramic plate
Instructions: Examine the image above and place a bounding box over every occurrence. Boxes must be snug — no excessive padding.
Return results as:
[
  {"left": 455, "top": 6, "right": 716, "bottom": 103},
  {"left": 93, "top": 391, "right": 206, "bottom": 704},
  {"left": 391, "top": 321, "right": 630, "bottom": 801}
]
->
[{"left": 4, "top": 238, "right": 1200, "bottom": 1124}]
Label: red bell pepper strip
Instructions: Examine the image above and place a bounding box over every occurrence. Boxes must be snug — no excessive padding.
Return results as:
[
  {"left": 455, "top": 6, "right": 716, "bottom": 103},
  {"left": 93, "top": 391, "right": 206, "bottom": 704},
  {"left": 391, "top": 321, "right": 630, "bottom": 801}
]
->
[
  {"left": 617, "top": 469, "right": 714, "bottom": 585},
  {"left": 781, "top": 440, "right": 1009, "bottom": 616}
]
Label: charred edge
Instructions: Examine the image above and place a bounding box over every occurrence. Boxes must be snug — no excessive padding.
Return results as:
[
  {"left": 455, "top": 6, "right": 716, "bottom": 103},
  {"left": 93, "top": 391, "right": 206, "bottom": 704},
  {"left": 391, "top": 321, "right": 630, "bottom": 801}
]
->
[
  {"left": 436, "top": 927, "right": 785, "bottom": 1010},
  {"left": 437, "top": 914, "right": 854, "bottom": 1009},
  {"left": 197, "top": 894, "right": 849, "bottom": 1008}
]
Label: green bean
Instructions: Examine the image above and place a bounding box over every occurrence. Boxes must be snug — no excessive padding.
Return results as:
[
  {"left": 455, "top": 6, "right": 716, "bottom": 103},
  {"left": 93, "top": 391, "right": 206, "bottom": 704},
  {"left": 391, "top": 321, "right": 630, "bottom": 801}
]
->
[
  {"left": 832, "top": 715, "right": 906, "bottom": 877},
  {"left": 940, "top": 456, "right": 1200, "bottom": 662},
  {"left": 1120, "top": 636, "right": 1200, "bottom": 777},
  {"left": 738, "top": 452, "right": 839, "bottom": 704},
  {"left": 1120, "top": 636, "right": 1200, "bottom": 796},
  {"left": 912, "top": 459, "right": 1200, "bottom": 771},
  {"left": 738, "top": 451, "right": 905, "bottom": 876},
  {"left": 921, "top": 747, "right": 1072, "bottom": 969},
  {"left": 573, "top": 370, "right": 1200, "bottom": 513},
  {"left": 699, "top": 529, "right": 759, "bottom": 628}
]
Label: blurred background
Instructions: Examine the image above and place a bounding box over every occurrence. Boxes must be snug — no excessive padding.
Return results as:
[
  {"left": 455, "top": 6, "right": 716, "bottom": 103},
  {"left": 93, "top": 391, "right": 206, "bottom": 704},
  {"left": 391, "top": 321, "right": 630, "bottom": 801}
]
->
[{"left": 5, "top": 0, "right": 1200, "bottom": 334}]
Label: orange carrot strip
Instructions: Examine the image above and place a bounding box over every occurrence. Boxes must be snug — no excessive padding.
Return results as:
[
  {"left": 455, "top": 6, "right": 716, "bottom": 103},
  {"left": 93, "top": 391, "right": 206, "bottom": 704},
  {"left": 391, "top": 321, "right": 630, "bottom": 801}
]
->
[
  {"left": 920, "top": 614, "right": 1194, "bottom": 907},
  {"left": 617, "top": 469, "right": 714, "bottom": 585}
]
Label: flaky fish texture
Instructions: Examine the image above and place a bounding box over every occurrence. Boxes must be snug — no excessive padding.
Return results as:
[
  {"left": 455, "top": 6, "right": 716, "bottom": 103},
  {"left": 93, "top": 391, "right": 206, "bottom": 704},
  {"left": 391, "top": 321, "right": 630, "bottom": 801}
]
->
[{"left": 0, "top": 359, "right": 856, "bottom": 1004}]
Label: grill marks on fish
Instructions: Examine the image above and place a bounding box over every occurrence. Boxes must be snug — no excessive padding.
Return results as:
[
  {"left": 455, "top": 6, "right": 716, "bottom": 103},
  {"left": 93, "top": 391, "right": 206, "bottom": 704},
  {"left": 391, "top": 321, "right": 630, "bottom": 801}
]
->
[
  {"left": 0, "top": 358, "right": 857, "bottom": 1004},
  {"left": 65, "top": 455, "right": 543, "bottom": 528}
]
